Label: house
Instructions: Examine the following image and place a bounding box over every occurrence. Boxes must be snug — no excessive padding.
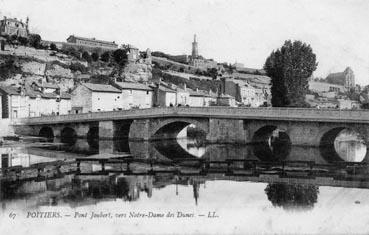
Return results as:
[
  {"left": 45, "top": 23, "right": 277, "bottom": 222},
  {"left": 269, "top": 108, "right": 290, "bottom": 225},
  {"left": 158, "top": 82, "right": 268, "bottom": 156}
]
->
[
  {"left": 217, "top": 94, "right": 236, "bottom": 107},
  {"left": 0, "top": 83, "right": 71, "bottom": 119},
  {"left": 113, "top": 82, "right": 153, "bottom": 109},
  {"left": 70, "top": 83, "right": 121, "bottom": 114},
  {"left": 153, "top": 82, "right": 176, "bottom": 107},
  {"left": 176, "top": 84, "right": 190, "bottom": 106},
  {"left": 239, "top": 83, "right": 269, "bottom": 107},
  {"left": 187, "top": 88, "right": 217, "bottom": 107},
  {"left": 0, "top": 86, "right": 27, "bottom": 119}
]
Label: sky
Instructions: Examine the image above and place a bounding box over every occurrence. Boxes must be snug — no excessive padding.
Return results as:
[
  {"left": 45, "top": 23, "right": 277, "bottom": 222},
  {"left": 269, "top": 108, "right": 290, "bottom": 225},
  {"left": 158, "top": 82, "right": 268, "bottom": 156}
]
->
[{"left": 0, "top": 0, "right": 368, "bottom": 85}]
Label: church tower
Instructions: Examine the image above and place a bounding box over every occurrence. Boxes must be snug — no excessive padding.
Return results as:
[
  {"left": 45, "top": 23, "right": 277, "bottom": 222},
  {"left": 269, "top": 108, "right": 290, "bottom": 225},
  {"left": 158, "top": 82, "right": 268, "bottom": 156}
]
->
[{"left": 191, "top": 34, "right": 198, "bottom": 58}]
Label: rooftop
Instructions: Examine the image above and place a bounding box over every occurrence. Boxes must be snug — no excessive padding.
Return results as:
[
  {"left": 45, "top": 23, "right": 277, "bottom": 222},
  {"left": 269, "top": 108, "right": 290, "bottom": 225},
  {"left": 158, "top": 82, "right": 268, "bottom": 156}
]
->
[
  {"left": 67, "top": 35, "right": 118, "bottom": 47},
  {"left": 83, "top": 83, "right": 121, "bottom": 93},
  {"left": 114, "top": 82, "right": 153, "bottom": 91}
]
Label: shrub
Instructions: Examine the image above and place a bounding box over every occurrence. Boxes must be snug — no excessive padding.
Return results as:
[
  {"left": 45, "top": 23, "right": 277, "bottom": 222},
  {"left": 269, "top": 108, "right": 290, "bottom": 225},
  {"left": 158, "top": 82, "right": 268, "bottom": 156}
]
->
[
  {"left": 82, "top": 51, "right": 92, "bottom": 63},
  {"left": 100, "top": 51, "right": 111, "bottom": 62},
  {"left": 28, "top": 34, "right": 42, "bottom": 48},
  {"left": 69, "top": 62, "right": 87, "bottom": 73},
  {"left": 91, "top": 52, "right": 99, "bottom": 62},
  {"left": 50, "top": 43, "right": 57, "bottom": 51}
]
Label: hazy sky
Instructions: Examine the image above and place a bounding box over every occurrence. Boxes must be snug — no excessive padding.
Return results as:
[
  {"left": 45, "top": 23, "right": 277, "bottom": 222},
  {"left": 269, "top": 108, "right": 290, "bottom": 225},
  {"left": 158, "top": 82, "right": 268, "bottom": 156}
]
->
[{"left": 0, "top": 0, "right": 368, "bottom": 84}]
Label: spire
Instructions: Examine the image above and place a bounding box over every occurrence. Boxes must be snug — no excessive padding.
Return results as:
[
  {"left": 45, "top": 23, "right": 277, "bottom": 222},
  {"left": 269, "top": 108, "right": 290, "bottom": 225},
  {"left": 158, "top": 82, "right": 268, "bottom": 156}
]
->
[{"left": 191, "top": 34, "right": 198, "bottom": 58}]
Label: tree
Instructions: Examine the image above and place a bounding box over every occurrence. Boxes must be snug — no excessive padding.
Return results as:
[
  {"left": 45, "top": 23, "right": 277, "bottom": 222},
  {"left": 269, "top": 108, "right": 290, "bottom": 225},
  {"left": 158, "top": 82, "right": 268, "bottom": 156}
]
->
[
  {"left": 112, "top": 49, "right": 128, "bottom": 66},
  {"left": 91, "top": 52, "right": 99, "bottom": 62},
  {"left": 264, "top": 40, "right": 318, "bottom": 107},
  {"left": 50, "top": 43, "right": 57, "bottom": 51},
  {"left": 28, "top": 34, "right": 42, "bottom": 49},
  {"left": 18, "top": 37, "right": 28, "bottom": 46},
  {"left": 82, "top": 51, "right": 92, "bottom": 63},
  {"left": 265, "top": 183, "right": 319, "bottom": 210},
  {"left": 100, "top": 51, "right": 111, "bottom": 62},
  {"left": 207, "top": 67, "right": 218, "bottom": 80},
  {"left": 69, "top": 62, "right": 87, "bottom": 73}
]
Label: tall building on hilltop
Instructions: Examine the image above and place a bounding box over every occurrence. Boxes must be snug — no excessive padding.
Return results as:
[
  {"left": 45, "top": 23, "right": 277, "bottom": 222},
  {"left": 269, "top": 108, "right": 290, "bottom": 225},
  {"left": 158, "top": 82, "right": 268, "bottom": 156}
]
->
[
  {"left": 191, "top": 34, "right": 199, "bottom": 58},
  {"left": 326, "top": 67, "right": 355, "bottom": 89},
  {"left": 189, "top": 34, "right": 217, "bottom": 70},
  {"left": 0, "top": 16, "right": 29, "bottom": 38}
]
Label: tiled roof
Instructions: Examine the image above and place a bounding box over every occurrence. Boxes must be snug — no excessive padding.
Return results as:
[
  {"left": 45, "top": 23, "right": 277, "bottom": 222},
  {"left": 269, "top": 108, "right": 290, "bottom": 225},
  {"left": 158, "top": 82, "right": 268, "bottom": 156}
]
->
[
  {"left": 83, "top": 83, "right": 121, "bottom": 93},
  {"left": 158, "top": 85, "right": 176, "bottom": 93},
  {"left": 114, "top": 82, "right": 153, "bottom": 91}
]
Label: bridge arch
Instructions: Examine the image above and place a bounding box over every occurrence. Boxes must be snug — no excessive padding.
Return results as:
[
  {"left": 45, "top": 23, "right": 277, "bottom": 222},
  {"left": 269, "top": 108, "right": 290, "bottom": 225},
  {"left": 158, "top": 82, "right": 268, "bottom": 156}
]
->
[
  {"left": 149, "top": 118, "right": 209, "bottom": 140},
  {"left": 61, "top": 127, "right": 77, "bottom": 144},
  {"left": 319, "top": 127, "right": 367, "bottom": 162},
  {"left": 39, "top": 126, "right": 54, "bottom": 142},
  {"left": 251, "top": 125, "right": 291, "bottom": 161},
  {"left": 87, "top": 126, "right": 99, "bottom": 148}
]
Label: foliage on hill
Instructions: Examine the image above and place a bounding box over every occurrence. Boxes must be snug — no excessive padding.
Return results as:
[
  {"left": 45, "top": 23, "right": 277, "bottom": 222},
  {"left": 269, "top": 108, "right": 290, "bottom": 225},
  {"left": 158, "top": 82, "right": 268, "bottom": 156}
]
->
[
  {"left": 152, "top": 68, "right": 221, "bottom": 93},
  {"left": 0, "top": 56, "right": 22, "bottom": 81}
]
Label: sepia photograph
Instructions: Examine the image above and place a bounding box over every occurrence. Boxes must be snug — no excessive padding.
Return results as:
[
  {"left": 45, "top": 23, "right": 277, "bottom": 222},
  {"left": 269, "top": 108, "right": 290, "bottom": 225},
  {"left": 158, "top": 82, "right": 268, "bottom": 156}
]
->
[{"left": 0, "top": 0, "right": 369, "bottom": 234}]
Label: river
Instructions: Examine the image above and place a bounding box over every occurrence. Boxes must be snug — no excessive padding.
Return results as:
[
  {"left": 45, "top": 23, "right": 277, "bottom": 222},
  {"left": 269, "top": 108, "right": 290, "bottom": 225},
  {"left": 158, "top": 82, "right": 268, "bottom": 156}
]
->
[{"left": 0, "top": 132, "right": 369, "bottom": 234}]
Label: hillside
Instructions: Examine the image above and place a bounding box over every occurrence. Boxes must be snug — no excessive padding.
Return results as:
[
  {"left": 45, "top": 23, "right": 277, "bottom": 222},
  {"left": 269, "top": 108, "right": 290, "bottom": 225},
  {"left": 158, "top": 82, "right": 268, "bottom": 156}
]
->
[{"left": 0, "top": 45, "right": 152, "bottom": 91}]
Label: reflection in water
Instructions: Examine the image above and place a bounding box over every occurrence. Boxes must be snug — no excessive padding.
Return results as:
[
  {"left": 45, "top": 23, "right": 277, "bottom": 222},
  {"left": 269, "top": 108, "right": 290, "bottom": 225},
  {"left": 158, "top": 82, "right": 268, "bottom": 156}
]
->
[
  {"left": 2, "top": 133, "right": 369, "bottom": 234},
  {"left": 265, "top": 183, "right": 319, "bottom": 210},
  {"left": 321, "top": 129, "right": 368, "bottom": 163}
]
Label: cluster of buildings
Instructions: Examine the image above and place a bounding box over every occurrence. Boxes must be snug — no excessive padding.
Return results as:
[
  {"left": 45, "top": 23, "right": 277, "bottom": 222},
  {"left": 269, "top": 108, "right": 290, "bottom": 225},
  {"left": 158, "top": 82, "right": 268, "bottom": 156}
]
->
[
  {"left": 307, "top": 67, "right": 360, "bottom": 109},
  {"left": 0, "top": 82, "right": 71, "bottom": 119},
  {"left": 0, "top": 79, "right": 235, "bottom": 119}
]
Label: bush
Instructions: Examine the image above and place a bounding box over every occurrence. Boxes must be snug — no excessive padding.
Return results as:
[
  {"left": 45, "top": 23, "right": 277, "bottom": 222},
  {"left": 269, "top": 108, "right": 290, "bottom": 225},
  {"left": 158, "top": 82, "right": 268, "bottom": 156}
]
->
[
  {"left": 29, "top": 34, "right": 42, "bottom": 49},
  {"left": 112, "top": 49, "right": 128, "bottom": 66},
  {"left": 91, "top": 52, "right": 99, "bottom": 62},
  {"left": 82, "top": 51, "right": 92, "bottom": 63},
  {"left": 69, "top": 62, "right": 87, "bottom": 73},
  {"left": 64, "top": 47, "right": 80, "bottom": 58},
  {"left": 50, "top": 43, "right": 57, "bottom": 51},
  {"left": 100, "top": 51, "right": 111, "bottom": 62}
]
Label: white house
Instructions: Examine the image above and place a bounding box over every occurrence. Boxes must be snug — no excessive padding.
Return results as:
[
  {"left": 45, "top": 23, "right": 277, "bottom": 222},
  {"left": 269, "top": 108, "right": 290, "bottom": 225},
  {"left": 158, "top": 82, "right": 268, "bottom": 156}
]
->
[
  {"left": 153, "top": 82, "right": 177, "bottom": 107},
  {"left": 71, "top": 83, "right": 121, "bottom": 113},
  {"left": 240, "top": 83, "right": 268, "bottom": 107},
  {"left": 113, "top": 82, "right": 153, "bottom": 109},
  {"left": 0, "top": 84, "right": 71, "bottom": 119},
  {"left": 188, "top": 88, "right": 217, "bottom": 107},
  {"left": 176, "top": 84, "right": 190, "bottom": 106}
]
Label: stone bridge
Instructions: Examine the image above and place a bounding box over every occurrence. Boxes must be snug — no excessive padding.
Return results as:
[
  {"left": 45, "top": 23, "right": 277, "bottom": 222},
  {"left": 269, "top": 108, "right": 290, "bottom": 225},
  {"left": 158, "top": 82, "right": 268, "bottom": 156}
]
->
[{"left": 11, "top": 107, "right": 369, "bottom": 149}]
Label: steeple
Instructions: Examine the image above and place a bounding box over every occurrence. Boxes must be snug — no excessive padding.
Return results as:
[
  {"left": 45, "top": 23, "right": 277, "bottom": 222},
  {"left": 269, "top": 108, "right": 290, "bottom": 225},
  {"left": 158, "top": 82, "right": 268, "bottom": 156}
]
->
[{"left": 191, "top": 34, "right": 198, "bottom": 58}]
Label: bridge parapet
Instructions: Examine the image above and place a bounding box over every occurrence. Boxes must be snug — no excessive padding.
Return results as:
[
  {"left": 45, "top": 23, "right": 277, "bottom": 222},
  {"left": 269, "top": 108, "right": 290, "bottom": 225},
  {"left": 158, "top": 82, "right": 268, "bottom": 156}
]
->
[{"left": 14, "top": 107, "right": 369, "bottom": 125}]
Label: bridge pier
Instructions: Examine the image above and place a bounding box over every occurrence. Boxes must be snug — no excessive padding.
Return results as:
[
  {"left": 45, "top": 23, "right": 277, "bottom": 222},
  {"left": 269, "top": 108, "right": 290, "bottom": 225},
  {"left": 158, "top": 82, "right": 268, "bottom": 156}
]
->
[
  {"left": 206, "top": 119, "right": 247, "bottom": 144},
  {"left": 129, "top": 119, "right": 150, "bottom": 141},
  {"left": 99, "top": 121, "right": 115, "bottom": 140}
]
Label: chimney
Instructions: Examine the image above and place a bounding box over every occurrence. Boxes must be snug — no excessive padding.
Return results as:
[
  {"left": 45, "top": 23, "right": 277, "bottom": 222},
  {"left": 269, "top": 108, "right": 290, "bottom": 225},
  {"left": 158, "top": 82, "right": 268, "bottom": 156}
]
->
[
  {"left": 183, "top": 83, "right": 187, "bottom": 91},
  {"left": 196, "top": 88, "right": 199, "bottom": 93}
]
